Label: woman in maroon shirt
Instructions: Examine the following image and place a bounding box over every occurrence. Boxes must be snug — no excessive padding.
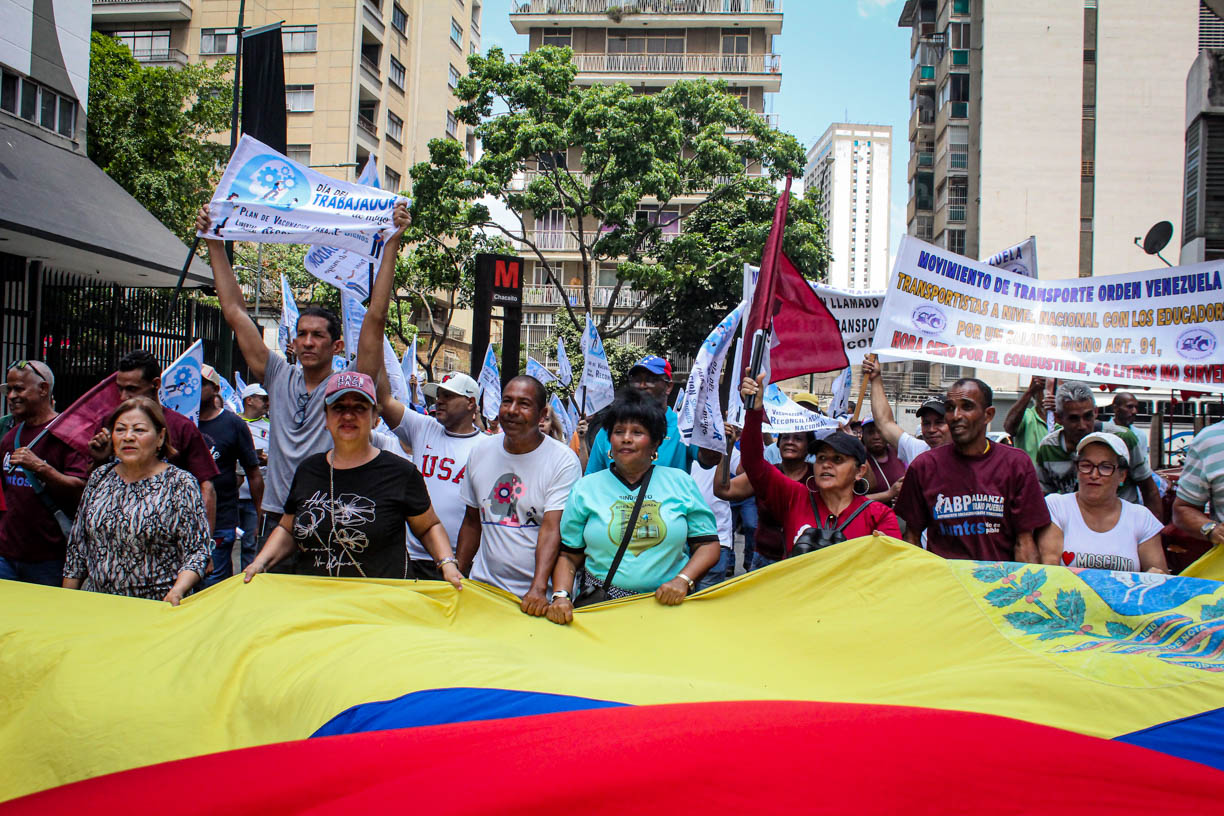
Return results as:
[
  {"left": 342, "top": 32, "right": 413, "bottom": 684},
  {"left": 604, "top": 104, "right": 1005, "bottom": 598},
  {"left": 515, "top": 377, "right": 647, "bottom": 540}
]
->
[
  {"left": 738, "top": 377, "right": 899, "bottom": 555},
  {"left": 715, "top": 429, "right": 814, "bottom": 568}
]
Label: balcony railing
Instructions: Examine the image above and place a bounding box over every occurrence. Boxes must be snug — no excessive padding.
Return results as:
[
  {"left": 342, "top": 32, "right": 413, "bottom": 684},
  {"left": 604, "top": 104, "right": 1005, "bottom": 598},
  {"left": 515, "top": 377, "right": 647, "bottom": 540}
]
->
[
  {"left": 131, "top": 48, "right": 189, "bottom": 66},
  {"left": 357, "top": 116, "right": 378, "bottom": 137},
  {"left": 361, "top": 55, "right": 380, "bottom": 77},
  {"left": 417, "top": 322, "right": 467, "bottom": 342},
  {"left": 528, "top": 229, "right": 679, "bottom": 251},
  {"left": 522, "top": 285, "right": 653, "bottom": 309},
  {"left": 512, "top": 52, "right": 781, "bottom": 75},
  {"left": 511, "top": 0, "right": 781, "bottom": 14}
]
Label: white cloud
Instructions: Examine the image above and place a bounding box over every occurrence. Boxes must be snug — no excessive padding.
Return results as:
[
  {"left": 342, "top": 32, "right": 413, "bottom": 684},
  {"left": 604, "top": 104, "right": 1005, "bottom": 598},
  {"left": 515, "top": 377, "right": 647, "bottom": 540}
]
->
[{"left": 857, "top": 0, "right": 897, "bottom": 18}]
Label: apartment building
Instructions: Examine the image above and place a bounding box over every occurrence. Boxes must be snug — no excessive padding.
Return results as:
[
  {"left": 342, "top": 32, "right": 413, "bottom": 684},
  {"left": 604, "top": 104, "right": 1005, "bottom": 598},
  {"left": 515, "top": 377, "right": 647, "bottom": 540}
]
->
[
  {"left": 91, "top": 0, "right": 484, "bottom": 370},
  {"left": 804, "top": 123, "right": 891, "bottom": 292},
  {"left": 896, "top": 0, "right": 1197, "bottom": 398},
  {"left": 508, "top": 0, "right": 782, "bottom": 364}
]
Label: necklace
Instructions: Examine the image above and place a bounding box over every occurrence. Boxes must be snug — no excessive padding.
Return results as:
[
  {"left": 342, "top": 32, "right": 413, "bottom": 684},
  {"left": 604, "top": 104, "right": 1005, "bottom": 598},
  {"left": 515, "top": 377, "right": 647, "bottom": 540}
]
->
[{"left": 326, "top": 453, "right": 368, "bottom": 578}]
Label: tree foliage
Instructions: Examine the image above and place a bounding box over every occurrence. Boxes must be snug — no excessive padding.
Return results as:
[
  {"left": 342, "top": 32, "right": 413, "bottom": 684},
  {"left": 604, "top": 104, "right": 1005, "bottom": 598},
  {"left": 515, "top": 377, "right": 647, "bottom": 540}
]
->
[
  {"left": 87, "top": 32, "right": 233, "bottom": 242},
  {"left": 540, "top": 308, "right": 644, "bottom": 401},
  {"left": 410, "top": 46, "right": 808, "bottom": 341},
  {"left": 644, "top": 189, "right": 830, "bottom": 356}
]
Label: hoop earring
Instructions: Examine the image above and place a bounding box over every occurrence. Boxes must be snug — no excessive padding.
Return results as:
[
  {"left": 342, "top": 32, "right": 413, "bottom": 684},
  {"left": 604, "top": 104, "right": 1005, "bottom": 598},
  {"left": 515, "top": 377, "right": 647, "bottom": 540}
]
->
[
  {"left": 651, "top": 450, "right": 659, "bottom": 461},
  {"left": 608, "top": 450, "right": 615, "bottom": 460},
  {"left": 853, "top": 477, "right": 870, "bottom": 496}
]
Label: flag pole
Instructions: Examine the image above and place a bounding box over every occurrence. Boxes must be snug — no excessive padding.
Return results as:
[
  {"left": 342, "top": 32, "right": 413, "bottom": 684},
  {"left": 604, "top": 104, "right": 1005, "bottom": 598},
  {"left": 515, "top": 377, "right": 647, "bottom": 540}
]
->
[
  {"left": 166, "top": 0, "right": 246, "bottom": 321},
  {"left": 850, "top": 353, "right": 875, "bottom": 422},
  {"left": 743, "top": 175, "right": 793, "bottom": 411}
]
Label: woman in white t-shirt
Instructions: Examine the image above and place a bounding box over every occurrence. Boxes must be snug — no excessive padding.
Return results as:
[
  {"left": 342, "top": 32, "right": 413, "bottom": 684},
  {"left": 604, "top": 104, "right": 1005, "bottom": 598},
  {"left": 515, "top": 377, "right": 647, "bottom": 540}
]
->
[{"left": 1038, "top": 432, "right": 1168, "bottom": 573}]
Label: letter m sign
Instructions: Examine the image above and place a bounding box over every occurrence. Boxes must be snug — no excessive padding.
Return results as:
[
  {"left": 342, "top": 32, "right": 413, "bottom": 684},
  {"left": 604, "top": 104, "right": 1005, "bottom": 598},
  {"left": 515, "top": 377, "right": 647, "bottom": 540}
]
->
[{"left": 485, "top": 253, "right": 523, "bottom": 306}]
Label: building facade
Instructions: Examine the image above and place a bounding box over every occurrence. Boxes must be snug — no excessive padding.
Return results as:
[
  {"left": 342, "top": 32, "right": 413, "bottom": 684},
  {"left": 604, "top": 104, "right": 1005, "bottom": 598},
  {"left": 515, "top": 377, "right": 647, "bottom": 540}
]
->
[
  {"left": 898, "top": 0, "right": 1197, "bottom": 279},
  {"left": 508, "top": 0, "right": 782, "bottom": 366},
  {"left": 804, "top": 123, "right": 891, "bottom": 291},
  {"left": 92, "top": 0, "right": 481, "bottom": 185}
]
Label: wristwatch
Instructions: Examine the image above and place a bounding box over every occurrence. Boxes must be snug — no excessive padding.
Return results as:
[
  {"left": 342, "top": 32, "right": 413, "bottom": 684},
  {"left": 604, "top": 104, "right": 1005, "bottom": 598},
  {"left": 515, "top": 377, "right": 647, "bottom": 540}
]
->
[
  {"left": 1202, "top": 522, "right": 1219, "bottom": 541},
  {"left": 550, "top": 589, "right": 571, "bottom": 603}
]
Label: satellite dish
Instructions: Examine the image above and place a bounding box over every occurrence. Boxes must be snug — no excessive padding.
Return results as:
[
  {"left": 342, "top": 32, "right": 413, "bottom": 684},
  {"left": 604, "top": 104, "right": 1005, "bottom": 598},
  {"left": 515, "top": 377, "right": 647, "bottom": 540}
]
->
[{"left": 1142, "top": 221, "right": 1174, "bottom": 255}]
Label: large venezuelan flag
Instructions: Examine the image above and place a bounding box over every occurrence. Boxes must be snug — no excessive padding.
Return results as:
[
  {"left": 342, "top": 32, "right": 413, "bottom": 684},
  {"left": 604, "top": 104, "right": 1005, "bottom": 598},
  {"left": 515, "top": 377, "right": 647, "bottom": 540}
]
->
[{"left": 4, "top": 535, "right": 1224, "bottom": 810}]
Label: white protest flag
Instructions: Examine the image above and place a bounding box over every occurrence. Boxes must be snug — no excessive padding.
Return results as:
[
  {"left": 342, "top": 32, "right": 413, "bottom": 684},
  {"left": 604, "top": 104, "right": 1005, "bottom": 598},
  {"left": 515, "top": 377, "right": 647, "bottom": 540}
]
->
[
  {"left": 476, "top": 345, "right": 502, "bottom": 422},
  {"left": 302, "top": 156, "right": 382, "bottom": 300},
  {"left": 234, "top": 370, "right": 249, "bottom": 397},
  {"left": 984, "top": 236, "right": 1038, "bottom": 279},
  {"left": 402, "top": 336, "right": 424, "bottom": 406},
  {"left": 341, "top": 292, "right": 366, "bottom": 363},
  {"left": 875, "top": 236, "right": 1224, "bottom": 393},
  {"left": 827, "top": 367, "right": 853, "bottom": 420},
  {"left": 159, "top": 340, "right": 204, "bottom": 425},
  {"left": 556, "top": 335, "right": 573, "bottom": 387},
  {"left": 726, "top": 334, "right": 746, "bottom": 428},
  {"left": 340, "top": 292, "right": 409, "bottom": 401},
  {"left": 199, "top": 135, "right": 406, "bottom": 256},
  {"left": 762, "top": 384, "right": 841, "bottom": 435},
  {"left": 677, "top": 301, "right": 745, "bottom": 452},
  {"left": 550, "top": 394, "right": 575, "bottom": 440},
  {"left": 278, "top": 275, "right": 299, "bottom": 355},
  {"left": 525, "top": 356, "right": 559, "bottom": 385},
  {"left": 578, "top": 314, "right": 615, "bottom": 415},
  {"left": 218, "top": 373, "right": 243, "bottom": 414}
]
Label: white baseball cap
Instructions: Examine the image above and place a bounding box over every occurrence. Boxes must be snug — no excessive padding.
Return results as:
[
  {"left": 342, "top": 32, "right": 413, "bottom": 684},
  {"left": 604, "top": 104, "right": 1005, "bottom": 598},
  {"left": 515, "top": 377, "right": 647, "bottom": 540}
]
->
[
  {"left": 241, "top": 383, "right": 268, "bottom": 399},
  {"left": 1075, "top": 431, "right": 1129, "bottom": 463},
  {"left": 423, "top": 372, "right": 479, "bottom": 400}
]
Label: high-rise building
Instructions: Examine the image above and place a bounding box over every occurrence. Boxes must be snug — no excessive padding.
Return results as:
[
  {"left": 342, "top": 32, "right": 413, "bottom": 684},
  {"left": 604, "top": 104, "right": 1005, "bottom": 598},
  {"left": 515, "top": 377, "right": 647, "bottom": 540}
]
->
[
  {"left": 804, "top": 123, "right": 891, "bottom": 291},
  {"left": 508, "top": 0, "right": 782, "bottom": 364},
  {"left": 91, "top": 0, "right": 482, "bottom": 190},
  {"left": 897, "top": 0, "right": 1197, "bottom": 280}
]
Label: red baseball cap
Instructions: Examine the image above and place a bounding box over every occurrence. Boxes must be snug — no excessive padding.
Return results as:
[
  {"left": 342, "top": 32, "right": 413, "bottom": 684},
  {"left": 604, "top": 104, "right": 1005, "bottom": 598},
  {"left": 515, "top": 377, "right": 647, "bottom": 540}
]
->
[{"left": 324, "top": 371, "right": 376, "bottom": 405}]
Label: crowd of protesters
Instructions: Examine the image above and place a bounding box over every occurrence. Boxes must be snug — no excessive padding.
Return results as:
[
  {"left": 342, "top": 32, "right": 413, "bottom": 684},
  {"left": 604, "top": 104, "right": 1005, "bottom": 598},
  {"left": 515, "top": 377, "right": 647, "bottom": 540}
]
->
[{"left": 3, "top": 201, "right": 1223, "bottom": 616}]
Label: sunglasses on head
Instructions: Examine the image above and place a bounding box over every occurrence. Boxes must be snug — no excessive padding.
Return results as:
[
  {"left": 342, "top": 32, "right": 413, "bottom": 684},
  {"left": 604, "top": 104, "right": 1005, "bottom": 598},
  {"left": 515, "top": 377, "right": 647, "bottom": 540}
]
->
[{"left": 7, "top": 360, "right": 47, "bottom": 386}]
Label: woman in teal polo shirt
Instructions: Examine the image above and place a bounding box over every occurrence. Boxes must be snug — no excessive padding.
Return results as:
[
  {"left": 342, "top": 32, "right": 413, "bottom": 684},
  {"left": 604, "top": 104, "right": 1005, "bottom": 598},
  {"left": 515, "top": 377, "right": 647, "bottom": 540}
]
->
[{"left": 546, "top": 389, "right": 721, "bottom": 624}]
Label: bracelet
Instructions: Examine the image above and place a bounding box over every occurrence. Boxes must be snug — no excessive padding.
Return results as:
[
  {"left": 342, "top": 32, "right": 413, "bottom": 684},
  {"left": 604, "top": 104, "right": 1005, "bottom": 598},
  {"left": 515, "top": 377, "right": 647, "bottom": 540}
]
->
[
  {"left": 678, "top": 573, "right": 695, "bottom": 590},
  {"left": 550, "top": 589, "right": 571, "bottom": 602},
  {"left": 435, "top": 556, "right": 458, "bottom": 569}
]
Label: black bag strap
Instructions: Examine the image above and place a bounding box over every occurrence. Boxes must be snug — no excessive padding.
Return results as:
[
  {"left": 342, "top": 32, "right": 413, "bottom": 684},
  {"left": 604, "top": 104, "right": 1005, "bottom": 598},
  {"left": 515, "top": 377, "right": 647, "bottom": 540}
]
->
[
  {"left": 835, "top": 499, "right": 875, "bottom": 534},
  {"left": 806, "top": 487, "right": 875, "bottom": 534},
  {"left": 602, "top": 465, "right": 654, "bottom": 593},
  {"left": 14, "top": 422, "right": 75, "bottom": 539}
]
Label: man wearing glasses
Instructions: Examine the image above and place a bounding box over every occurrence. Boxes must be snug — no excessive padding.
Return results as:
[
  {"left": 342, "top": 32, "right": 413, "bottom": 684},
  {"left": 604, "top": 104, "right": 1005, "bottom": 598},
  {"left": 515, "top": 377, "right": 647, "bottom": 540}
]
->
[
  {"left": 1034, "top": 380, "right": 1162, "bottom": 519},
  {"left": 196, "top": 206, "right": 355, "bottom": 533},
  {"left": 0, "top": 360, "right": 90, "bottom": 585}
]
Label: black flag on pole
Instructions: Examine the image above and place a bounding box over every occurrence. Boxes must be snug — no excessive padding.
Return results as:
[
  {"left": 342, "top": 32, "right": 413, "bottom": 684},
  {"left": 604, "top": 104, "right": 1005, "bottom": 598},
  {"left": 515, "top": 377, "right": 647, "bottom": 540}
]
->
[{"left": 240, "top": 22, "right": 287, "bottom": 154}]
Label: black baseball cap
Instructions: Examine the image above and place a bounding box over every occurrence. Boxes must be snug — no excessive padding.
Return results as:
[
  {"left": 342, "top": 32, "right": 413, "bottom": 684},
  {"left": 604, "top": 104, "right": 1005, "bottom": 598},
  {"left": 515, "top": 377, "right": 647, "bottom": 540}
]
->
[
  {"left": 814, "top": 431, "right": 868, "bottom": 465},
  {"left": 916, "top": 398, "right": 947, "bottom": 419}
]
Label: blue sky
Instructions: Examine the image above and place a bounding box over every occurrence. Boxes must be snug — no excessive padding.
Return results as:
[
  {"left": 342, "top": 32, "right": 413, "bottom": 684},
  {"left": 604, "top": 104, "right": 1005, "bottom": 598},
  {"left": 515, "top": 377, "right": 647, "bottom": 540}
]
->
[{"left": 479, "top": 0, "right": 912, "bottom": 261}]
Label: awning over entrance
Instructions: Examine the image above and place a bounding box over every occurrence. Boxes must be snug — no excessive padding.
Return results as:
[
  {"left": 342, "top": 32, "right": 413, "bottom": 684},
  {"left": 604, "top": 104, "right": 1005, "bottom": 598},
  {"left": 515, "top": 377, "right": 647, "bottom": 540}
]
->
[{"left": 0, "top": 122, "right": 212, "bottom": 287}]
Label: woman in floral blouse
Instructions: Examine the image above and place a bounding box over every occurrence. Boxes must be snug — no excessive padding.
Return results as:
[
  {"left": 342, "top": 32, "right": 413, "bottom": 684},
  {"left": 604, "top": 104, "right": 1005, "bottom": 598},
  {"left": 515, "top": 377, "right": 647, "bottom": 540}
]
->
[{"left": 63, "top": 397, "right": 210, "bottom": 604}]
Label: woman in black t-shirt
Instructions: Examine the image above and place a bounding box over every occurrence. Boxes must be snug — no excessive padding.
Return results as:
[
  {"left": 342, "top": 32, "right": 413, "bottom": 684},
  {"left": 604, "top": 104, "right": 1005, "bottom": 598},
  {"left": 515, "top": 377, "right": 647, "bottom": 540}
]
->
[{"left": 243, "top": 372, "right": 463, "bottom": 586}]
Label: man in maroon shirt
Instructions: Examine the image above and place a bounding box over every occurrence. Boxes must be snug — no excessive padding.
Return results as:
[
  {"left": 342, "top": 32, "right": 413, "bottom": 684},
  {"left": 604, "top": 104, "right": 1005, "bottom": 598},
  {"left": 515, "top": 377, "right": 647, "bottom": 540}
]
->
[
  {"left": 0, "top": 361, "right": 90, "bottom": 585},
  {"left": 894, "top": 378, "right": 1052, "bottom": 563},
  {"left": 87, "top": 349, "right": 220, "bottom": 529}
]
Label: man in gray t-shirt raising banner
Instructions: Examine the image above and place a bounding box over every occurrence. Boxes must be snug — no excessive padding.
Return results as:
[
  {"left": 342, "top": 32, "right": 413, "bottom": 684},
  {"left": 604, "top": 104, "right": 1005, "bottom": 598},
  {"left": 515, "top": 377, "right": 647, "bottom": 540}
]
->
[{"left": 195, "top": 205, "right": 412, "bottom": 529}]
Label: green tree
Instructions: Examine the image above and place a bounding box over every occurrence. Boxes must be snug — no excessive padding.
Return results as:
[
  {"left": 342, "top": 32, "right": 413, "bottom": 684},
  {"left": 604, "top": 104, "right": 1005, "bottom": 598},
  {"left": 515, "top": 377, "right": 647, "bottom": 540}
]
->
[
  {"left": 644, "top": 189, "right": 830, "bottom": 357},
  {"left": 539, "top": 308, "right": 644, "bottom": 403},
  {"left": 87, "top": 32, "right": 232, "bottom": 241},
  {"left": 412, "top": 46, "right": 807, "bottom": 341}
]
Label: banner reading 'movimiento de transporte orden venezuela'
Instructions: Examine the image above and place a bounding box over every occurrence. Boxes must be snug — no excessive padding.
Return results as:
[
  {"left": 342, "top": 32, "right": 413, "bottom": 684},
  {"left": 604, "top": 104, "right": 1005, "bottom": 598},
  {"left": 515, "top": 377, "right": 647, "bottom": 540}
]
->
[{"left": 875, "top": 236, "right": 1224, "bottom": 393}]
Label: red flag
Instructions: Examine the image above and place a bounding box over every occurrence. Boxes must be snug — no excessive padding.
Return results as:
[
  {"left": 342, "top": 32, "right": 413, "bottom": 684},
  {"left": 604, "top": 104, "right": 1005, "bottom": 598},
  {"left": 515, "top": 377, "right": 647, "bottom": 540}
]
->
[
  {"left": 47, "top": 373, "right": 121, "bottom": 455},
  {"left": 742, "top": 177, "right": 848, "bottom": 383}
]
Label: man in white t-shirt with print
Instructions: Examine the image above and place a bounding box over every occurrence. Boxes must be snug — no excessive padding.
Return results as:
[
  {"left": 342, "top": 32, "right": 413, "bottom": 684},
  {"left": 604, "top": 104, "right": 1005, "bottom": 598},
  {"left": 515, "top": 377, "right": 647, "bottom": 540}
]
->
[{"left": 457, "top": 375, "right": 581, "bottom": 616}]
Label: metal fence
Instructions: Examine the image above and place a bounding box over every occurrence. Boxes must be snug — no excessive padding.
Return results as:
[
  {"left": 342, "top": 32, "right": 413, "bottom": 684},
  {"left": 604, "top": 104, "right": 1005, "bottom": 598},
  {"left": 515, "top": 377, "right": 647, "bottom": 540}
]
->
[{"left": 0, "top": 264, "right": 239, "bottom": 410}]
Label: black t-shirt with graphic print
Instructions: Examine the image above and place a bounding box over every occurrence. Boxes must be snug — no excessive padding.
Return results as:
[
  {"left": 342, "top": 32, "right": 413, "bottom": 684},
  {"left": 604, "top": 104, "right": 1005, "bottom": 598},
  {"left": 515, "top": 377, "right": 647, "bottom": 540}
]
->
[{"left": 283, "top": 450, "right": 432, "bottom": 578}]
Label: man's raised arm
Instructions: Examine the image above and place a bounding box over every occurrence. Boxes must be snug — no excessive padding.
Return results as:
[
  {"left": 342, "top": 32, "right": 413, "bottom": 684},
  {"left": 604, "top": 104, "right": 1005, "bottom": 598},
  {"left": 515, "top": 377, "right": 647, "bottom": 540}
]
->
[
  {"left": 861, "top": 356, "right": 904, "bottom": 448},
  {"left": 196, "top": 207, "right": 271, "bottom": 382},
  {"left": 356, "top": 203, "right": 409, "bottom": 382}
]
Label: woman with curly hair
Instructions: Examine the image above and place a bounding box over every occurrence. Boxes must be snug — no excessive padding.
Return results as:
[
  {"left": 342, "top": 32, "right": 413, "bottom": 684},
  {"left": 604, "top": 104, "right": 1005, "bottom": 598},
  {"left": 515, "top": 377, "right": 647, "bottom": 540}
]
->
[
  {"left": 545, "top": 389, "right": 722, "bottom": 624},
  {"left": 243, "top": 372, "right": 461, "bottom": 587},
  {"left": 63, "top": 397, "right": 211, "bottom": 604}
]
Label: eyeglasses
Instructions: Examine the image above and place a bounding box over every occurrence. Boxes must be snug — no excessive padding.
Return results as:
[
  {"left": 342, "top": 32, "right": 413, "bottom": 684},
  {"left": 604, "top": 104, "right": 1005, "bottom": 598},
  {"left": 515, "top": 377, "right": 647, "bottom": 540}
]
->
[
  {"left": 7, "top": 360, "right": 47, "bottom": 386},
  {"left": 293, "top": 391, "right": 311, "bottom": 426},
  {"left": 1076, "top": 460, "right": 1118, "bottom": 477}
]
